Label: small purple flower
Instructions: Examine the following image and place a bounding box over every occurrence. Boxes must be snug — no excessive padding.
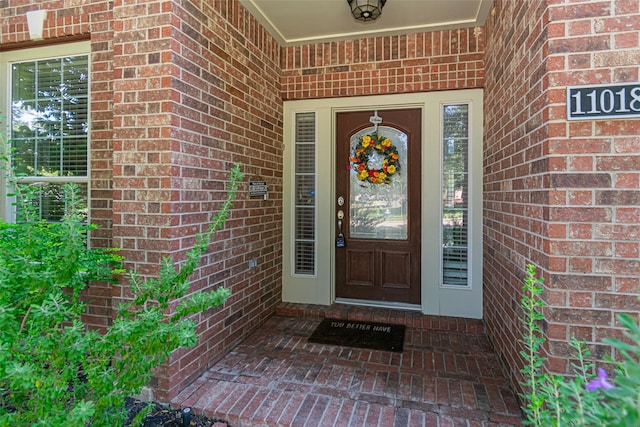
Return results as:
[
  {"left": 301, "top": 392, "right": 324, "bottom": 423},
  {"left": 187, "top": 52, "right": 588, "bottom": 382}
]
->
[{"left": 586, "top": 368, "right": 615, "bottom": 391}]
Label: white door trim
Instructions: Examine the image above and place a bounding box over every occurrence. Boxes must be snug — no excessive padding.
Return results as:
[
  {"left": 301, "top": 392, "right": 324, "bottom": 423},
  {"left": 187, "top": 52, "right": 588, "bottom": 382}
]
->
[{"left": 283, "top": 89, "right": 483, "bottom": 319}]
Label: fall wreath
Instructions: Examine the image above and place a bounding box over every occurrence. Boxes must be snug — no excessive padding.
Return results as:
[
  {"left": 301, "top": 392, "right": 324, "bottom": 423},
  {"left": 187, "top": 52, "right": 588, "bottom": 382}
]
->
[{"left": 349, "top": 132, "right": 400, "bottom": 185}]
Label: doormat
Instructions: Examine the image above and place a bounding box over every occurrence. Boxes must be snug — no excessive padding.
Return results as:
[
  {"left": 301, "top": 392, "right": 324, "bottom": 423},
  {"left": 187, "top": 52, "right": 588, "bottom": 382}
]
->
[{"left": 308, "top": 318, "right": 405, "bottom": 352}]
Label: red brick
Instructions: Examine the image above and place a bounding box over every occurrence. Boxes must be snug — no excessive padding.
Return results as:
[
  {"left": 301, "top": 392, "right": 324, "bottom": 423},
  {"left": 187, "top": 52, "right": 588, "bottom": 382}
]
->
[
  {"left": 550, "top": 307, "right": 612, "bottom": 325},
  {"left": 552, "top": 173, "right": 610, "bottom": 187},
  {"left": 614, "top": 277, "right": 640, "bottom": 293},
  {"left": 276, "top": 392, "right": 306, "bottom": 426},
  {"left": 568, "top": 223, "right": 593, "bottom": 239},
  {"left": 553, "top": 240, "right": 612, "bottom": 257},
  {"left": 614, "top": 32, "right": 639, "bottom": 49},
  {"left": 546, "top": 356, "right": 568, "bottom": 373},
  {"left": 548, "top": 257, "right": 567, "bottom": 272},
  {"left": 568, "top": 190, "right": 593, "bottom": 205},
  {"left": 318, "top": 397, "right": 344, "bottom": 425},
  {"left": 547, "top": 289, "right": 567, "bottom": 306},
  {"left": 596, "top": 224, "right": 640, "bottom": 241},
  {"left": 596, "top": 259, "right": 640, "bottom": 276},
  {"left": 568, "top": 19, "right": 593, "bottom": 36},
  {"left": 568, "top": 257, "right": 593, "bottom": 273},
  {"left": 615, "top": 242, "right": 639, "bottom": 259},
  {"left": 596, "top": 293, "right": 640, "bottom": 311},
  {"left": 551, "top": 206, "right": 612, "bottom": 222},
  {"left": 547, "top": 323, "right": 567, "bottom": 340},
  {"left": 615, "top": 173, "right": 640, "bottom": 188},
  {"left": 568, "top": 157, "right": 596, "bottom": 172},
  {"left": 569, "top": 291, "right": 593, "bottom": 308},
  {"left": 568, "top": 325, "right": 593, "bottom": 342}
]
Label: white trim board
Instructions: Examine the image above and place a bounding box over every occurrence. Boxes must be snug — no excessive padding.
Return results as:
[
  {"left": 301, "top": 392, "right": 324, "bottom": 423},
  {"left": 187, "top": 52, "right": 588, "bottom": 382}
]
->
[{"left": 283, "top": 90, "right": 484, "bottom": 319}]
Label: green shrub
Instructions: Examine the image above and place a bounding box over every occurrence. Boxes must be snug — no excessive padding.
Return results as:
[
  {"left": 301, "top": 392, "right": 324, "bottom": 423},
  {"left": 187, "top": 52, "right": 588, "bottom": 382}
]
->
[
  {"left": 0, "top": 156, "right": 243, "bottom": 426},
  {"left": 520, "top": 264, "right": 640, "bottom": 426}
]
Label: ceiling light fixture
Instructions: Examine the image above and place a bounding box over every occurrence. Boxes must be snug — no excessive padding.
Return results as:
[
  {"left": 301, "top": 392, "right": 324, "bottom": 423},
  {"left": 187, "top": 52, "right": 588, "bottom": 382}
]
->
[{"left": 347, "top": 0, "right": 387, "bottom": 23}]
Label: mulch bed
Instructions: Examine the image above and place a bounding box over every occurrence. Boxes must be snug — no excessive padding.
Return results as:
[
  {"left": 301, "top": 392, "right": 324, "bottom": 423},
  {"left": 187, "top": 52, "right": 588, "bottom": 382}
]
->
[{"left": 125, "top": 398, "right": 228, "bottom": 427}]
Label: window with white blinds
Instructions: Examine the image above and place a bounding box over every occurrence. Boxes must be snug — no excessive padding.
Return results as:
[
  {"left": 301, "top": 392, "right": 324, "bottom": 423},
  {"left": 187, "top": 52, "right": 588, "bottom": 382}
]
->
[
  {"left": 293, "top": 112, "right": 316, "bottom": 275},
  {"left": 442, "top": 104, "right": 470, "bottom": 287},
  {"left": 8, "top": 51, "right": 89, "bottom": 222}
]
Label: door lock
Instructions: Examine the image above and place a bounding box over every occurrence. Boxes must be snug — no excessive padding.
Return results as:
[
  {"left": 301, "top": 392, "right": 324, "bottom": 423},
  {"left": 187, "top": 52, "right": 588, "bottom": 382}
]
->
[{"left": 336, "top": 209, "right": 345, "bottom": 248}]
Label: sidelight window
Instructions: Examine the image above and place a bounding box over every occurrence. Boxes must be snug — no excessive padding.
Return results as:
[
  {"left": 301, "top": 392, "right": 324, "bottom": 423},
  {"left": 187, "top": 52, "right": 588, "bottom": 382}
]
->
[
  {"left": 293, "top": 112, "right": 316, "bottom": 275},
  {"left": 441, "top": 104, "right": 470, "bottom": 287}
]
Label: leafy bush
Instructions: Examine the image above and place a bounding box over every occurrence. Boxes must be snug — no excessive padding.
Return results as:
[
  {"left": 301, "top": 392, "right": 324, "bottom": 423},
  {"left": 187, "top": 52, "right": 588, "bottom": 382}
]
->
[
  {"left": 0, "top": 155, "right": 243, "bottom": 426},
  {"left": 520, "top": 264, "right": 640, "bottom": 426}
]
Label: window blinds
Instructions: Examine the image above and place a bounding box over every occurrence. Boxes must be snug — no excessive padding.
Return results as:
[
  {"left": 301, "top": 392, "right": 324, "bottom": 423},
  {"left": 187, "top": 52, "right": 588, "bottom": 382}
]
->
[
  {"left": 294, "top": 112, "right": 316, "bottom": 275},
  {"left": 442, "top": 104, "right": 470, "bottom": 287},
  {"left": 10, "top": 55, "right": 89, "bottom": 222}
]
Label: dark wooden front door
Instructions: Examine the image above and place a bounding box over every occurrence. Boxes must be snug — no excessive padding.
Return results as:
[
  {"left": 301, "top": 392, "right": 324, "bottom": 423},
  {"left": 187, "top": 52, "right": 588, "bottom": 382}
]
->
[{"left": 335, "top": 109, "right": 421, "bottom": 304}]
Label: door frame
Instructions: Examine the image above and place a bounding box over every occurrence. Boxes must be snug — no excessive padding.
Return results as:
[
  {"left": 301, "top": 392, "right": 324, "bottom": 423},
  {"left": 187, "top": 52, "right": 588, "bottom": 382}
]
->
[
  {"left": 282, "top": 90, "right": 484, "bottom": 319},
  {"left": 335, "top": 109, "right": 422, "bottom": 306}
]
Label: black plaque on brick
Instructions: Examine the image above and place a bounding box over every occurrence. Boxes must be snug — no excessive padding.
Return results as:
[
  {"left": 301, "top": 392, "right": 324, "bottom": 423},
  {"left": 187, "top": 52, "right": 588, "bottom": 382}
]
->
[
  {"left": 567, "top": 83, "right": 640, "bottom": 120},
  {"left": 249, "top": 181, "right": 268, "bottom": 198}
]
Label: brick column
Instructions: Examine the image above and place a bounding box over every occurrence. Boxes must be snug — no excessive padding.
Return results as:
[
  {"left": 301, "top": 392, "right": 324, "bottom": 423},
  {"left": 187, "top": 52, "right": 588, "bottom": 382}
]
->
[
  {"left": 111, "top": 0, "right": 283, "bottom": 400},
  {"left": 112, "top": 0, "right": 176, "bottom": 400},
  {"left": 484, "top": 0, "right": 640, "bottom": 392}
]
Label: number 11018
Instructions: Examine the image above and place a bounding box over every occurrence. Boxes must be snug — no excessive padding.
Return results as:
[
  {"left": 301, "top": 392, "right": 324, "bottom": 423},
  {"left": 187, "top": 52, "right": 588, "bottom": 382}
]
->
[{"left": 567, "top": 83, "right": 640, "bottom": 120}]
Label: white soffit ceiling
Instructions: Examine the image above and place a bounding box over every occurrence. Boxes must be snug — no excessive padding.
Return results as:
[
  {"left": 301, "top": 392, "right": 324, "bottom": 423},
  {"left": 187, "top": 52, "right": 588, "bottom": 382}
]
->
[{"left": 239, "top": 0, "right": 493, "bottom": 46}]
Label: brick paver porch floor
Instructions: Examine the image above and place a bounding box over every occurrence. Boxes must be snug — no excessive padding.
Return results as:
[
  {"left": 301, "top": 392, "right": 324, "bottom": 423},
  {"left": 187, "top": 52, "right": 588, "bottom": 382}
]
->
[{"left": 171, "top": 303, "right": 523, "bottom": 426}]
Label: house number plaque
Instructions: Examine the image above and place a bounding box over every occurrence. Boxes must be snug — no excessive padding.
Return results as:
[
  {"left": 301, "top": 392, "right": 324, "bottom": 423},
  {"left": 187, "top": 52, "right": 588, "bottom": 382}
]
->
[
  {"left": 567, "top": 83, "right": 640, "bottom": 120},
  {"left": 249, "top": 181, "right": 268, "bottom": 198}
]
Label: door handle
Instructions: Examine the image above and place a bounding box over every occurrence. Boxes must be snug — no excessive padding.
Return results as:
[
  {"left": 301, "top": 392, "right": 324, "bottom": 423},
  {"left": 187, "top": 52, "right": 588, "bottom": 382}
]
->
[{"left": 336, "top": 209, "right": 345, "bottom": 248}]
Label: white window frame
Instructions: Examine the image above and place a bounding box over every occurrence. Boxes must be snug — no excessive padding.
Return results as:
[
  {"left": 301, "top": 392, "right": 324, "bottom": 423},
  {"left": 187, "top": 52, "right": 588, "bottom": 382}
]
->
[
  {"left": 0, "top": 42, "right": 91, "bottom": 222},
  {"left": 440, "top": 102, "right": 472, "bottom": 289},
  {"left": 291, "top": 111, "right": 318, "bottom": 277}
]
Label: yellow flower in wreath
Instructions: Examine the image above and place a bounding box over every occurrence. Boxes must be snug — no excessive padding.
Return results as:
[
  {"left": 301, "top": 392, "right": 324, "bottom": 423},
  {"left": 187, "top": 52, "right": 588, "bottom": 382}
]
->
[{"left": 361, "top": 135, "right": 372, "bottom": 148}]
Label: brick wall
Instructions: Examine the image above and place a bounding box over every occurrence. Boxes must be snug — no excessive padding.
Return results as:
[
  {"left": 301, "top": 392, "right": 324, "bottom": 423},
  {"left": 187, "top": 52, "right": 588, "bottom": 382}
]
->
[
  {"left": 1, "top": 0, "right": 283, "bottom": 401},
  {"left": 111, "top": 0, "right": 283, "bottom": 400},
  {"left": 281, "top": 28, "right": 485, "bottom": 100},
  {"left": 484, "top": 0, "right": 640, "bottom": 391},
  {"left": 0, "top": 0, "right": 115, "bottom": 329},
  {"left": 483, "top": 0, "right": 550, "bottom": 390}
]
